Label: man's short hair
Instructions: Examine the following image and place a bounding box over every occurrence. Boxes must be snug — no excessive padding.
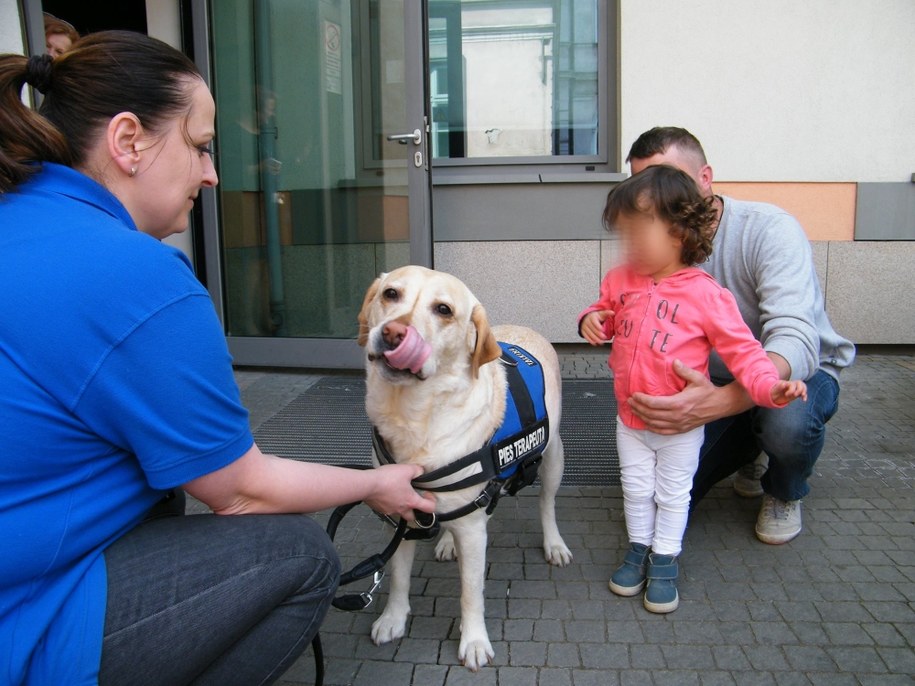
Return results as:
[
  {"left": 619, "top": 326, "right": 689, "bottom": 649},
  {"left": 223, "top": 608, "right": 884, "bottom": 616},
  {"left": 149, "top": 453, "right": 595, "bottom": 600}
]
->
[{"left": 626, "top": 126, "right": 708, "bottom": 166}]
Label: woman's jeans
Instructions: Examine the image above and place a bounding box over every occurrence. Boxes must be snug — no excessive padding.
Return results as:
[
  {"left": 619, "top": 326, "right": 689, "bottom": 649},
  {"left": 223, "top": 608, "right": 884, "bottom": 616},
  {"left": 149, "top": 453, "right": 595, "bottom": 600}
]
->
[
  {"left": 691, "top": 369, "right": 841, "bottom": 506},
  {"left": 100, "top": 508, "right": 340, "bottom": 686}
]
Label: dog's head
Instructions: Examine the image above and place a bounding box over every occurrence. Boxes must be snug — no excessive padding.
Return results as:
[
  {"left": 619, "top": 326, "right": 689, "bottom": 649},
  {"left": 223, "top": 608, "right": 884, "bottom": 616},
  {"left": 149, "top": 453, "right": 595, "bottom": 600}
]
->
[{"left": 357, "top": 265, "right": 502, "bottom": 384}]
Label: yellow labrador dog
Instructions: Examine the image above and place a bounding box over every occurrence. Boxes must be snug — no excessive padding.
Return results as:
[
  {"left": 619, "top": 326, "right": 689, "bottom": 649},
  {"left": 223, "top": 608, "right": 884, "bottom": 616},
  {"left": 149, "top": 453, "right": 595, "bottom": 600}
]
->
[{"left": 357, "top": 265, "right": 572, "bottom": 670}]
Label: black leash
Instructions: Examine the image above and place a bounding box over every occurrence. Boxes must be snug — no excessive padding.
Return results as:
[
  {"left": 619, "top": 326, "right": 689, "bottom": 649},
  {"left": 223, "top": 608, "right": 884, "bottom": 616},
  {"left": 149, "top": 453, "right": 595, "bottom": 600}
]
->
[{"left": 310, "top": 464, "right": 432, "bottom": 686}]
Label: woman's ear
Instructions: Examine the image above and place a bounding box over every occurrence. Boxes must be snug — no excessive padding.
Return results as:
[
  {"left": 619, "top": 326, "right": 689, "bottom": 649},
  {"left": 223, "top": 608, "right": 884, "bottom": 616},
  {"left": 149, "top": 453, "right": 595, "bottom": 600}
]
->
[
  {"left": 106, "top": 112, "right": 143, "bottom": 177},
  {"left": 470, "top": 304, "right": 501, "bottom": 378}
]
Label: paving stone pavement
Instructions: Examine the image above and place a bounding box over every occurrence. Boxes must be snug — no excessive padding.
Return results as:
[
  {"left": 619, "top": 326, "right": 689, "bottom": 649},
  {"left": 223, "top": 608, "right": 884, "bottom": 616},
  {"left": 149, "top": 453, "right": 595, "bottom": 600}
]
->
[{"left": 231, "top": 346, "right": 914, "bottom": 686}]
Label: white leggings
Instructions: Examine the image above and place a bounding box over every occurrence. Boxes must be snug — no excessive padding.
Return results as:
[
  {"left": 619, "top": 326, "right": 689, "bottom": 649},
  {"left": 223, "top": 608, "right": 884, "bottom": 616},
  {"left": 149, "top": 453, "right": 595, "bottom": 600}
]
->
[{"left": 616, "top": 417, "right": 705, "bottom": 556}]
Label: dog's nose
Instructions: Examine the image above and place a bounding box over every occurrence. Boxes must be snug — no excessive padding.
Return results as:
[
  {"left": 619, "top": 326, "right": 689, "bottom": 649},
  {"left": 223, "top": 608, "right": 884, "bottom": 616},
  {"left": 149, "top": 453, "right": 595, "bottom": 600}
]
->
[{"left": 382, "top": 320, "right": 408, "bottom": 350}]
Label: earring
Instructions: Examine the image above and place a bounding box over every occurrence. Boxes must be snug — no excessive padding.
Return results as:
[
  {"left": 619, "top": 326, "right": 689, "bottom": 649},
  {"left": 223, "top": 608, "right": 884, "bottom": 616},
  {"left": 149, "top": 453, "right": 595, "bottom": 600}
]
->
[{"left": 129, "top": 167, "right": 137, "bottom": 177}]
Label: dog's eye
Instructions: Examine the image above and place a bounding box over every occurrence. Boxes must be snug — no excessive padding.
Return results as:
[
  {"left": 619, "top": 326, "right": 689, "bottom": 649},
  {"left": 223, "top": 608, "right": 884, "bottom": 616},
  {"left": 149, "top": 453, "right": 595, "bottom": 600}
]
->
[
  {"left": 434, "top": 303, "right": 453, "bottom": 317},
  {"left": 382, "top": 288, "right": 399, "bottom": 302}
]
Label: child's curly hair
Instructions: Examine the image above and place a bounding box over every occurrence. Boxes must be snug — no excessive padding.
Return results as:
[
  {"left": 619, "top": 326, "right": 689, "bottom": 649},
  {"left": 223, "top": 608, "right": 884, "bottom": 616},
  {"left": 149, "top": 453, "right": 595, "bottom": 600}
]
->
[{"left": 602, "top": 165, "right": 718, "bottom": 266}]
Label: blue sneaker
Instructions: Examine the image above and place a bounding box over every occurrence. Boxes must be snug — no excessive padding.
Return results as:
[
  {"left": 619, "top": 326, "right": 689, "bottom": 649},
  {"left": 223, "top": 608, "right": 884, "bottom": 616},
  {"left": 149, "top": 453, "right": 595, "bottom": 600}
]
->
[
  {"left": 643, "top": 553, "right": 679, "bottom": 613},
  {"left": 608, "top": 542, "right": 650, "bottom": 596}
]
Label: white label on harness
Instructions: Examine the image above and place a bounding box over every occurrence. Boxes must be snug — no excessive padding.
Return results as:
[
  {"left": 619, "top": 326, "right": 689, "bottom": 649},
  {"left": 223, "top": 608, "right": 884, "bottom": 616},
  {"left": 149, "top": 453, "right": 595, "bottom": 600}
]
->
[
  {"left": 497, "top": 424, "right": 547, "bottom": 468},
  {"left": 506, "top": 346, "right": 537, "bottom": 366}
]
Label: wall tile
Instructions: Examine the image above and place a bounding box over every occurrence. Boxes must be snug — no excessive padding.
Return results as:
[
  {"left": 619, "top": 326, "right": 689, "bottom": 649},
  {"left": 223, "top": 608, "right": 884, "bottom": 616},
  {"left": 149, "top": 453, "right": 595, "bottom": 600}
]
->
[
  {"left": 825, "top": 241, "right": 915, "bottom": 344},
  {"left": 435, "top": 241, "right": 601, "bottom": 342}
]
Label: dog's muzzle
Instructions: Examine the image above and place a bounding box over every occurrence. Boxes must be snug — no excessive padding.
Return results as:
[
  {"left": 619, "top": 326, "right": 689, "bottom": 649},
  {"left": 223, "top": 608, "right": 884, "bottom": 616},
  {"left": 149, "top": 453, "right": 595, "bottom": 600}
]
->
[{"left": 373, "top": 324, "right": 431, "bottom": 374}]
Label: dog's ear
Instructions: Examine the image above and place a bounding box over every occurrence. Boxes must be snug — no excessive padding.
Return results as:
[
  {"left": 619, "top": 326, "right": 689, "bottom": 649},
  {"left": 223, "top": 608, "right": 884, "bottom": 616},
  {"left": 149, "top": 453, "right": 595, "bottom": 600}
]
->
[
  {"left": 470, "top": 304, "right": 501, "bottom": 378},
  {"left": 357, "top": 278, "right": 381, "bottom": 347}
]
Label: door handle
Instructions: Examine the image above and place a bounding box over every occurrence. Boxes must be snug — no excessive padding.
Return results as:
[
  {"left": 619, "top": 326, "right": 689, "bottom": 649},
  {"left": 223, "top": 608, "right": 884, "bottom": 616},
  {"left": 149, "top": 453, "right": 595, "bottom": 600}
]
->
[{"left": 386, "top": 128, "right": 422, "bottom": 145}]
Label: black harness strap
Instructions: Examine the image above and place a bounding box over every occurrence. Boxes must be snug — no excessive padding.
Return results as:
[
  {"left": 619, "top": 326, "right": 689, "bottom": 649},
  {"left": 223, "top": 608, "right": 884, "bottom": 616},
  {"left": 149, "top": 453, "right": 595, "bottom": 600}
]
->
[
  {"left": 373, "top": 426, "right": 495, "bottom": 493},
  {"left": 504, "top": 353, "right": 536, "bottom": 426}
]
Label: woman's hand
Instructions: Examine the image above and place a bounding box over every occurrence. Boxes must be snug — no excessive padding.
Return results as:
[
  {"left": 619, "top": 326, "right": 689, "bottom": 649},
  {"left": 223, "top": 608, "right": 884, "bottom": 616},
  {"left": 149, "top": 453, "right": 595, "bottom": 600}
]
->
[
  {"left": 364, "top": 463, "right": 436, "bottom": 521},
  {"left": 580, "top": 310, "right": 614, "bottom": 346}
]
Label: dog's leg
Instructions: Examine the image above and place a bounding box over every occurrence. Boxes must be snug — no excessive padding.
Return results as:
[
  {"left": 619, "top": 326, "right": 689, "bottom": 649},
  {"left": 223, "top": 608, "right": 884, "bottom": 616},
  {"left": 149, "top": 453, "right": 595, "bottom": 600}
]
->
[
  {"left": 434, "top": 528, "right": 457, "bottom": 561},
  {"left": 450, "top": 516, "right": 495, "bottom": 670},
  {"left": 540, "top": 434, "right": 573, "bottom": 566},
  {"left": 371, "top": 538, "right": 416, "bottom": 645}
]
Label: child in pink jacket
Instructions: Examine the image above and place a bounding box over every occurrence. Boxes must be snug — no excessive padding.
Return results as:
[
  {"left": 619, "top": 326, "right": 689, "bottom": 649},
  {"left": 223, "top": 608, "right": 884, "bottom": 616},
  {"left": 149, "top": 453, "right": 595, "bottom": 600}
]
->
[{"left": 579, "top": 165, "right": 806, "bottom": 614}]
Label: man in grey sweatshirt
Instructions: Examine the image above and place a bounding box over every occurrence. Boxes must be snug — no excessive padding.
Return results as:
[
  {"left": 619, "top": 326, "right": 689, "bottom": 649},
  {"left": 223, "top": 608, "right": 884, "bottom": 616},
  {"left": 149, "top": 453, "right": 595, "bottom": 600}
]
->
[{"left": 624, "top": 127, "right": 855, "bottom": 545}]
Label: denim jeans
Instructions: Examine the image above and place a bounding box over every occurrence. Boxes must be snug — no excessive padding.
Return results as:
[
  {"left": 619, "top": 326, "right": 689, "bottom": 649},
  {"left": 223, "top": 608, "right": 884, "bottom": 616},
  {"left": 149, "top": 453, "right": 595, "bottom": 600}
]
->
[
  {"left": 691, "top": 369, "right": 841, "bottom": 506},
  {"left": 100, "top": 509, "right": 340, "bottom": 686}
]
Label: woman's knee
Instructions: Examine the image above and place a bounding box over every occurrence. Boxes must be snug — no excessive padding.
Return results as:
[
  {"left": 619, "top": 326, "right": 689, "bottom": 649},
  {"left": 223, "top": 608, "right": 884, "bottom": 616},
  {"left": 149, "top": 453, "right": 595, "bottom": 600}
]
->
[
  {"left": 268, "top": 515, "right": 341, "bottom": 597},
  {"left": 215, "top": 514, "right": 341, "bottom": 604}
]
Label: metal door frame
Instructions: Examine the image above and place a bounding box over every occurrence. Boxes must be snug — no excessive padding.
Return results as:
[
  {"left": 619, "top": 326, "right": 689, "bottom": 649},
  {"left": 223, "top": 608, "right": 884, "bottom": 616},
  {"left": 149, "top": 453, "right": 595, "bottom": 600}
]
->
[{"left": 190, "top": 0, "right": 433, "bottom": 368}]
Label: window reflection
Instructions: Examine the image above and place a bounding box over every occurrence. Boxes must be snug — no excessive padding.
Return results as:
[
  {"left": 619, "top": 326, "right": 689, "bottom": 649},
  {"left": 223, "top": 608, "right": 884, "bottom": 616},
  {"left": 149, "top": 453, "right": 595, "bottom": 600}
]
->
[
  {"left": 429, "top": 0, "right": 600, "bottom": 160},
  {"left": 211, "top": 0, "right": 414, "bottom": 339}
]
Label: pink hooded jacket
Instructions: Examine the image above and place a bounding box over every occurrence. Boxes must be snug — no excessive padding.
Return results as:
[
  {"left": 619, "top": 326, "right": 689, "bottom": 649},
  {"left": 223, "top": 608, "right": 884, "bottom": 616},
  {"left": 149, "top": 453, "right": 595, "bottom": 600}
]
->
[{"left": 579, "top": 266, "right": 786, "bottom": 430}]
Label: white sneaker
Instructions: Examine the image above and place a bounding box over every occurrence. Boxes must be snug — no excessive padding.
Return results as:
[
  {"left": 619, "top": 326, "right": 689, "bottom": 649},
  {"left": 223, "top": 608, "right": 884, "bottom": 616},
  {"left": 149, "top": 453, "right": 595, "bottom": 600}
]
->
[
  {"left": 734, "top": 454, "right": 768, "bottom": 498},
  {"left": 755, "top": 494, "right": 802, "bottom": 545}
]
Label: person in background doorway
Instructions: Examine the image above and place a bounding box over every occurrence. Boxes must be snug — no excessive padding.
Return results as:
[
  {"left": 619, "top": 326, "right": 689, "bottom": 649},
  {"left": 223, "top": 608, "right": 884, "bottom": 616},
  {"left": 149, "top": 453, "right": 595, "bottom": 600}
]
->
[
  {"left": 623, "top": 127, "right": 855, "bottom": 545},
  {"left": 43, "top": 12, "right": 79, "bottom": 58},
  {"left": 0, "top": 31, "right": 434, "bottom": 685}
]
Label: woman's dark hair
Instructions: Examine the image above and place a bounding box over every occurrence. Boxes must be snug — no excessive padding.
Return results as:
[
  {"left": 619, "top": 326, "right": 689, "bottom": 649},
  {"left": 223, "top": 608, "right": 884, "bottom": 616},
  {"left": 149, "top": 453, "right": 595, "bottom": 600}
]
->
[
  {"left": 0, "top": 30, "right": 201, "bottom": 193},
  {"left": 602, "top": 165, "right": 718, "bottom": 266}
]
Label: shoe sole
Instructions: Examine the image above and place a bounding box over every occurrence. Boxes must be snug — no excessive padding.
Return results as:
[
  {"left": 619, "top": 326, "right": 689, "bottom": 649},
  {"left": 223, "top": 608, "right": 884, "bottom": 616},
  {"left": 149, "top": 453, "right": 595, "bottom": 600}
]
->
[
  {"left": 643, "top": 594, "right": 679, "bottom": 614},
  {"left": 733, "top": 480, "right": 764, "bottom": 498},
  {"left": 755, "top": 526, "right": 801, "bottom": 545},
  {"left": 608, "top": 579, "right": 645, "bottom": 597}
]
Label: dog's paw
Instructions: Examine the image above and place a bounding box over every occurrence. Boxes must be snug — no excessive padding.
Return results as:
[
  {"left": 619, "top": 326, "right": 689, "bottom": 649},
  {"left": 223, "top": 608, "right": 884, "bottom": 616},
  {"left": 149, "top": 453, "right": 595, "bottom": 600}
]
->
[
  {"left": 434, "top": 533, "right": 457, "bottom": 561},
  {"left": 544, "top": 539, "right": 573, "bottom": 567},
  {"left": 459, "top": 636, "right": 494, "bottom": 671},
  {"left": 371, "top": 612, "right": 407, "bottom": 645}
]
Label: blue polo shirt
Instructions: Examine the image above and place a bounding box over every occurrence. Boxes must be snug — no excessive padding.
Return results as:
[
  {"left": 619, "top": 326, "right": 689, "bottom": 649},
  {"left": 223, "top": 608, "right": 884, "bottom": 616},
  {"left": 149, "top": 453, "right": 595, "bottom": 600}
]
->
[{"left": 0, "top": 164, "right": 254, "bottom": 684}]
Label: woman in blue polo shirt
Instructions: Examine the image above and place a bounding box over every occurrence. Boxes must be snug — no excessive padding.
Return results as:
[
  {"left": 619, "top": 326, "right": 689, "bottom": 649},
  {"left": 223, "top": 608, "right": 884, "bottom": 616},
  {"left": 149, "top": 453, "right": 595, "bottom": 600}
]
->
[{"left": 0, "top": 32, "right": 434, "bottom": 686}]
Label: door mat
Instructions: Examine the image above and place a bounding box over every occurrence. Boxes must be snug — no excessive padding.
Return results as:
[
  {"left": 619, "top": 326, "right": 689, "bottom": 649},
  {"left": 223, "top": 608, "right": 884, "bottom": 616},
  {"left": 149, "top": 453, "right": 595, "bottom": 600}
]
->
[{"left": 254, "top": 377, "right": 619, "bottom": 486}]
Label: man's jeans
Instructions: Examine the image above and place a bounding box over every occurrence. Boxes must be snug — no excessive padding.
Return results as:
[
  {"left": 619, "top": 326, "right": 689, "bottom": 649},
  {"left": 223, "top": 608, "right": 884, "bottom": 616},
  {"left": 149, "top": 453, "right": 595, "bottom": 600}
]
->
[
  {"left": 691, "top": 370, "right": 840, "bottom": 506},
  {"left": 100, "top": 511, "right": 340, "bottom": 686}
]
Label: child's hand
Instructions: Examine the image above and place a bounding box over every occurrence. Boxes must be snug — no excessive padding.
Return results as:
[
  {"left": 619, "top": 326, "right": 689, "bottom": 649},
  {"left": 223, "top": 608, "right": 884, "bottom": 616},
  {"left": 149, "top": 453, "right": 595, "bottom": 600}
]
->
[
  {"left": 771, "top": 379, "right": 807, "bottom": 406},
  {"left": 581, "top": 309, "right": 614, "bottom": 346}
]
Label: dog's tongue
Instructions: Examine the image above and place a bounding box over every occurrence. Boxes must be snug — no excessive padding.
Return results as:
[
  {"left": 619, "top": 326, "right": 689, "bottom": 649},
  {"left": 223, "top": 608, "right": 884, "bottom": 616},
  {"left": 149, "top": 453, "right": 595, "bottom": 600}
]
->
[{"left": 383, "top": 325, "right": 431, "bottom": 374}]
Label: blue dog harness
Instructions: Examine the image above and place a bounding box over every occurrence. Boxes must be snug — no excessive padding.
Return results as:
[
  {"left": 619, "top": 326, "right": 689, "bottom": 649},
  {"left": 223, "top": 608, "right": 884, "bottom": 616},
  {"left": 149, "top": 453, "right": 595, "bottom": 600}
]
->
[
  {"left": 489, "top": 343, "right": 549, "bottom": 480},
  {"left": 372, "top": 342, "right": 550, "bottom": 522}
]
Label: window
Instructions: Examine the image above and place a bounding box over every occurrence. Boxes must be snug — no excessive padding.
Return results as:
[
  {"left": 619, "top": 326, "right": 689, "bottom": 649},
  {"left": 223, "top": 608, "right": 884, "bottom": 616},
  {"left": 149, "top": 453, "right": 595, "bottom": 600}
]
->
[{"left": 428, "top": 0, "right": 608, "bottom": 165}]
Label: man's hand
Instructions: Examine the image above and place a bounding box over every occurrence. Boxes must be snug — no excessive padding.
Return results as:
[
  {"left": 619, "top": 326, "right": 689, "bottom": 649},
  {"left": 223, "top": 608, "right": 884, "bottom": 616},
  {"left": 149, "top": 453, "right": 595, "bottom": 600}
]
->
[
  {"left": 627, "top": 359, "right": 753, "bottom": 434},
  {"left": 580, "top": 310, "right": 614, "bottom": 346},
  {"left": 771, "top": 379, "right": 807, "bottom": 406}
]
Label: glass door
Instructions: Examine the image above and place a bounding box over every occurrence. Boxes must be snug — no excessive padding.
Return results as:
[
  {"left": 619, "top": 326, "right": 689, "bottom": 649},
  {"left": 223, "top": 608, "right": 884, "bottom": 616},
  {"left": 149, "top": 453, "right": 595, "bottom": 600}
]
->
[{"left": 200, "top": 0, "right": 431, "bottom": 367}]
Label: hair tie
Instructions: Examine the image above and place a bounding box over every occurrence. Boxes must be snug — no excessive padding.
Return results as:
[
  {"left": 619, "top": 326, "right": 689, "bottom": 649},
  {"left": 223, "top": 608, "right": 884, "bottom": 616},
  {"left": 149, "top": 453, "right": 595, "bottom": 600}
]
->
[{"left": 25, "top": 54, "right": 54, "bottom": 94}]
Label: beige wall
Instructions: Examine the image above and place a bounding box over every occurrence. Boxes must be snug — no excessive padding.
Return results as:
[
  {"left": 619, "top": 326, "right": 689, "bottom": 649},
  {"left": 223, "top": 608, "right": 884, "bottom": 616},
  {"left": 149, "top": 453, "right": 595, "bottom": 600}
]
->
[
  {"left": 0, "top": 0, "right": 24, "bottom": 56},
  {"left": 145, "top": 0, "right": 181, "bottom": 48},
  {"left": 619, "top": 0, "right": 915, "bottom": 183},
  {"left": 436, "top": 239, "right": 915, "bottom": 345}
]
